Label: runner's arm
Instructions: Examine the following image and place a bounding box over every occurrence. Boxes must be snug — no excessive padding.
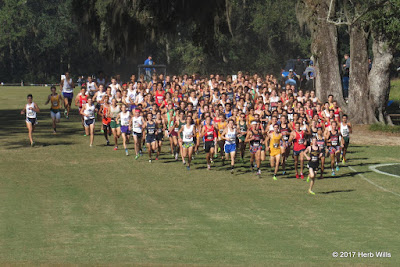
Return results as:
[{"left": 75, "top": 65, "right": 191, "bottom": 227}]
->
[{"left": 45, "top": 95, "right": 51, "bottom": 105}]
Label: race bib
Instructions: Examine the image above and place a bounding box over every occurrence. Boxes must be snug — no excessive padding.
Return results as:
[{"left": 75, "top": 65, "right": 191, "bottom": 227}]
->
[
  {"left": 312, "top": 156, "right": 318, "bottom": 162},
  {"left": 273, "top": 143, "right": 279, "bottom": 148},
  {"left": 332, "top": 140, "right": 338, "bottom": 146},
  {"left": 298, "top": 139, "right": 305, "bottom": 144},
  {"left": 149, "top": 129, "right": 155, "bottom": 134},
  {"left": 283, "top": 135, "right": 289, "bottom": 141},
  {"left": 185, "top": 134, "right": 192, "bottom": 139},
  {"left": 28, "top": 111, "right": 34, "bottom": 117},
  {"left": 52, "top": 101, "right": 58, "bottom": 106}
]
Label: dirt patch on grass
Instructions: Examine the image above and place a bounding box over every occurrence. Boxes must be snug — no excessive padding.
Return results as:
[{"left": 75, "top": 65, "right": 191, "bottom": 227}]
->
[{"left": 352, "top": 125, "right": 400, "bottom": 146}]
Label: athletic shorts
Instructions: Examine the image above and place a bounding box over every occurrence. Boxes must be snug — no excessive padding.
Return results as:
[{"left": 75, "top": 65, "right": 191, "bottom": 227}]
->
[
  {"left": 224, "top": 143, "right": 236, "bottom": 154},
  {"left": 50, "top": 109, "right": 61, "bottom": 120},
  {"left": 102, "top": 117, "right": 111, "bottom": 126},
  {"left": 238, "top": 135, "right": 246, "bottom": 142},
  {"left": 121, "top": 125, "right": 130, "bottom": 134},
  {"left": 88, "top": 91, "right": 95, "bottom": 97},
  {"left": 204, "top": 141, "right": 215, "bottom": 153},
  {"left": 307, "top": 162, "right": 319, "bottom": 172},
  {"left": 156, "top": 133, "right": 164, "bottom": 141},
  {"left": 170, "top": 130, "right": 178, "bottom": 137},
  {"left": 250, "top": 144, "right": 261, "bottom": 154},
  {"left": 146, "top": 135, "right": 156, "bottom": 144},
  {"left": 132, "top": 131, "right": 142, "bottom": 139},
  {"left": 293, "top": 149, "right": 305, "bottom": 156},
  {"left": 110, "top": 120, "right": 120, "bottom": 129},
  {"left": 343, "top": 136, "right": 350, "bottom": 148},
  {"left": 95, "top": 103, "right": 101, "bottom": 111},
  {"left": 84, "top": 119, "right": 95, "bottom": 127},
  {"left": 62, "top": 92, "right": 73, "bottom": 100},
  {"left": 328, "top": 146, "right": 341, "bottom": 154},
  {"left": 183, "top": 142, "right": 194, "bottom": 148},
  {"left": 26, "top": 117, "right": 37, "bottom": 125}
]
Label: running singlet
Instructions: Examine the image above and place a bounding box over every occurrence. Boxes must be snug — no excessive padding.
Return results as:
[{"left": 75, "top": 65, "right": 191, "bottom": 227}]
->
[
  {"left": 329, "top": 131, "right": 340, "bottom": 146},
  {"left": 340, "top": 123, "right": 350, "bottom": 137},
  {"left": 250, "top": 129, "right": 261, "bottom": 147},
  {"left": 120, "top": 112, "right": 130, "bottom": 126},
  {"left": 87, "top": 82, "right": 96, "bottom": 94},
  {"left": 79, "top": 94, "right": 88, "bottom": 108},
  {"left": 26, "top": 102, "right": 37, "bottom": 118},
  {"left": 62, "top": 78, "right": 73, "bottom": 93},
  {"left": 225, "top": 128, "right": 236, "bottom": 145},
  {"left": 182, "top": 125, "right": 194, "bottom": 142},
  {"left": 132, "top": 116, "right": 143, "bottom": 133},
  {"left": 204, "top": 125, "right": 216, "bottom": 142},
  {"left": 270, "top": 133, "right": 281, "bottom": 150},
  {"left": 155, "top": 91, "right": 165, "bottom": 106},
  {"left": 293, "top": 131, "right": 306, "bottom": 151},
  {"left": 309, "top": 146, "right": 320, "bottom": 164},
  {"left": 280, "top": 124, "right": 290, "bottom": 141},
  {"left": 217, "top": 121, "right": 227, "bottom": 140},
  {"left": 110, "top": 105, "right": 120, "bottom": 119},
  {"left": 147, "top": 121, "right": 156, "bottom": 136},
  {"left": 96, "top": 92, "right": 106, "bottom": 103},
  {"left": 84, "top": 104, "right": 95, "bottom": 120},
  {"left": 317, "top": 136, "right": 325, "bottom": 151},
  {"left": 50, "top": 94, "right": 61, "bottom": 110}
]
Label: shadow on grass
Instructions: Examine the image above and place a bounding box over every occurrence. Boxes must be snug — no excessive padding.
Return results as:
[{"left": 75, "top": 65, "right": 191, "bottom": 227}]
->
[
  {"left": 319, "top": 189, "right": 356, "bottom": 194},
  {"left": 3, "top": 140, "right": 74, "bottom": 149}
]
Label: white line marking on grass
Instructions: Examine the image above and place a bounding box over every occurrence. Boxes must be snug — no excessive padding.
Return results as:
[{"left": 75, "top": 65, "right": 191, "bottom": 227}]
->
[
  {"left": 369, "top": 163, "right": 400, "bottom": 178},
  {"left": 348, "top": 166, "right": 400, "bottom": 198}
]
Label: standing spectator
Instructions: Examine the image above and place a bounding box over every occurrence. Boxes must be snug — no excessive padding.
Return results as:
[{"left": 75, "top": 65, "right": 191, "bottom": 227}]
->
[
  {"left": 342, "top": 54, "right": 350, "bottom": 101},
  {"left": 304, "top": 62, "right": 315, "bottom": 91},
  {"left": 144, "top": 55, "right": 154, "bottom": 81}
]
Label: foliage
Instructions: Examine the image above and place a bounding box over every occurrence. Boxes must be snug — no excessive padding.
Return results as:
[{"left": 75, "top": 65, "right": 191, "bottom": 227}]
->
[{"left": 369, "top": 123, "right": 400, "bottom": 133}]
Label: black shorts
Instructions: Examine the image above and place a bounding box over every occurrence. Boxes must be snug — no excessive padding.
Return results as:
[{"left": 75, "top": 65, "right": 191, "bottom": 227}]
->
[
  {"left": 156, "top": 133, "right": 164, "bottom": 141},
  {"left": 26, "top": 117, "right": 37, "bottom": 125},
  {"left": 133, "top": 131, "right": 142, "bottom": 139},
  {"left": 204, "top": 141, "right": 215, "bottom": 153},
  {"left": 146, "top": 135, "right": 156, "bottom": 144},
  {"left": 308, "top": 162, "right": 319, "bottom": 171}
]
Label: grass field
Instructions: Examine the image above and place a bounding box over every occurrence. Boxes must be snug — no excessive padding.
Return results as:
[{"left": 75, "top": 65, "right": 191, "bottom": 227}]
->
[
  {"left": 390, "top": 78, "right": 400, "bottom": 102},
  {"left": 1, "top": 86, "right": 400, "bottom": 265}
]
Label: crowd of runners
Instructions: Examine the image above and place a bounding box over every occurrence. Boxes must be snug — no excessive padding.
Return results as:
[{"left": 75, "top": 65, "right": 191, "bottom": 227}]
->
[{"left": 21, "top": 71, "right": 353, "bottom": 195}]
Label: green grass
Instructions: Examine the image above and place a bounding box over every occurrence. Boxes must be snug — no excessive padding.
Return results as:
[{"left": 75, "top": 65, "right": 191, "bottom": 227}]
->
[
  {"left": 390, "top": 78, "right": 400, "bottom": 102},
  {"left": 369, "top": 123, "right": 400, "bottom": 133},
  {"left": 377, "top": 164, "right": 400, "bottom": 176},
  {"left": 1, "top": 86, "right": 400, "bottom": 265}
]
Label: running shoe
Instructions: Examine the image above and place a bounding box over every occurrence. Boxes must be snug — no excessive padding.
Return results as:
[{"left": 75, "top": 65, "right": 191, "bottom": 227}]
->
[
  {"left": 296, "top": 173, "right": 299, "bottom": 179},
  {"left": 175, "top": 153, "right": 178, "bottom": 160},
  {"left": 171, "top": 153, "right": 174, "bottom": 158},
  {"left": 149, "top": 159, "right": 152, "bottom": 163},
  {"left": 273, "top": 175, "right": 277, "bottom": 181},
  {"left": 217, "top": 147, "right": 221, "bottom": 153},
  {"left": 64, "top": 110, "right": 67, "bottom": 117},
  {"left": 155, "top": 157, "right": 159, "bottom": 161},
  {"left": 114, "top": 147, "right": 118, "bottom": 151},
  {"left": 332, "top": 171, "right": 335, "bottom": 176},
  {"left": 306, "top": 176, "right": 310, "bottom": 183},
  {"left": 231, "top": 169, "right": 234, "bottom": 174},
  {"left": 336, "top": 165, "right": 340, "bottom": 171},
  {"left": 183, "top": 160, "right": 186, "bottom": 165},
  {"left": 342, "top": 158, "right": 346, "bottom": 164},
  {"left": 210, "top": 159, "right": 214, "bottom": 164},
  {"left": 207, "top": 164, "right": 211, "bottom": 170},
  {"left": 31, "top": 142, "right": 35, "bottom": 147},
  {"left": 66, "top": 114, "right": 69, "bottom": 119},
  {"left": 84, "top": 134, "right": 87, "bottom": 137},
  {"left": 308, "top": 190, "right": 316, "bottom": 195},
  {"left": 282, "top": 171, "right": 286, "bottom": 175},
  {"left": 101, "top": 130, "right": 104, "bottom": 133},
  {"left": 301, "top": 173, "right": 304, "bottom": 179},
  {"left": 106, "top": 140, "right": 110, "bottom": 146},
  {"left": 257, "top": 169, "right": 261, "bottom": 176},
  {"left": 90, "top": 144, "right": 93, "bottom": 147},
  {"left": 125, "top": 149, "right": 129, "bottom": 156},
  {"left": 53, "top": 131, "right": 57, "bottom": 135},
  {"left": 186, "top": 166, "right": 190, "bottom": 171},
  {"left": 135, "top": 154, "right": 139, "bottom": 160}
]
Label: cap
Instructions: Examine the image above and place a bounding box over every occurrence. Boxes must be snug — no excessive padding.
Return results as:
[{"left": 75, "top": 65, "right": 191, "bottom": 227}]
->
[{"left": 289, "top": 69, "right": 293, "bottom": 72}]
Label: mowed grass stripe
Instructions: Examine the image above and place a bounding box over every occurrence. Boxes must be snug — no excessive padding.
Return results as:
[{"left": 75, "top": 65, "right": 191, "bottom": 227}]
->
[{"left": 0, "top": 86, "right": 399, "bottom": 265}]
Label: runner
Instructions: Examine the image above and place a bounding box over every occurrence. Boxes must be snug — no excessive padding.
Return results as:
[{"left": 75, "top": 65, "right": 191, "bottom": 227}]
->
[
  {"left": 155, "top": 111, "right": 165, "bottom": 160},
  {"left": 216, "top": 114, "right": 227, "bottom": 165},
  {"left": 80, "top": 97, "right": 97, "bottom": 147},
  {"left": 131, "top": 109, "right": 145, "bottom": 159},
  {"left": 116, "top": 105, "right": 131, "bottom": 155},
  {"left": 99, "top": 95, "right": 112, "bottom": 145},
  {"left": 143, "top": 113, "right": 157, "bottom": 162},
  {"left": 178, "top": 115, "right": 196, "bottom": 170},
  {"left": 237, "top": 112, "right": 248, "bottom": 163},
  {"left": 86, "top": 76, "right": 98, "bottom": 97},
  {"left": 45, "top": 86, "right": 62, "bottom": 134},
  {"left": 280, "top": 116, "right": 291, "bottom": 175},
  {"left": 316, "top": 127, "right": 326, "bottom": 179},
  {"left": 325, "top": 121, "right": 344, "bottom": 176},
  {"left": 304, "top": 137, "right": 323, "bottom": 195},
  {"left": 109, "top": 99, "right": 121, "bottom": 150},
  {"left": 265, "top": 123, "right": 283, "bottom": 180},
  {"left": 75, "top": 87, "right": 88, "bottom": 134},
  {"left": 201, "top": 116, "right": 217, "bottom": 170},
  {"left": 340, "top": 114, "right": 352, "bottom": 163},
  {"left": 21, "top": 94, "right": 40, "bottom": 146},
  {"left": 245, "top": 120, "right": 263, "bottom": 176},
  {"left": 60, "top": 71, "right": 75, "bottom": 119},
  {"left": 221, "top": 119, "right": 237, "bottom": 174},
  {"left": 289, "top": 122, "right": 307, "bottom": 179},
  {"left": 166, "top": 108, "right": 178, "bottom": 158}
]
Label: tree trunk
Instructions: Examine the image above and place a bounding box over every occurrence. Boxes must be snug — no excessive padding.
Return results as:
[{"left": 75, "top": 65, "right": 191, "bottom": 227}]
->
[
  {"left": 347, "top": 22, "right": 376, "bottom": 124},
  {"left": 300, "top": 0, "right": 345, "bottom": 106},
  {"left": 368, "top": 33, "right": 393, "bottom": 125}
]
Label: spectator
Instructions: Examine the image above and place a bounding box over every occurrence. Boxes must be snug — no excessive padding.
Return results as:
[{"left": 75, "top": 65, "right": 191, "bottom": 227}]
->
[
  {"left": 144, "top": 55, "right": 155, "bottom": 81},
  {"left": 342, "top": 54, "right": 350, "bottom": 101}
]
